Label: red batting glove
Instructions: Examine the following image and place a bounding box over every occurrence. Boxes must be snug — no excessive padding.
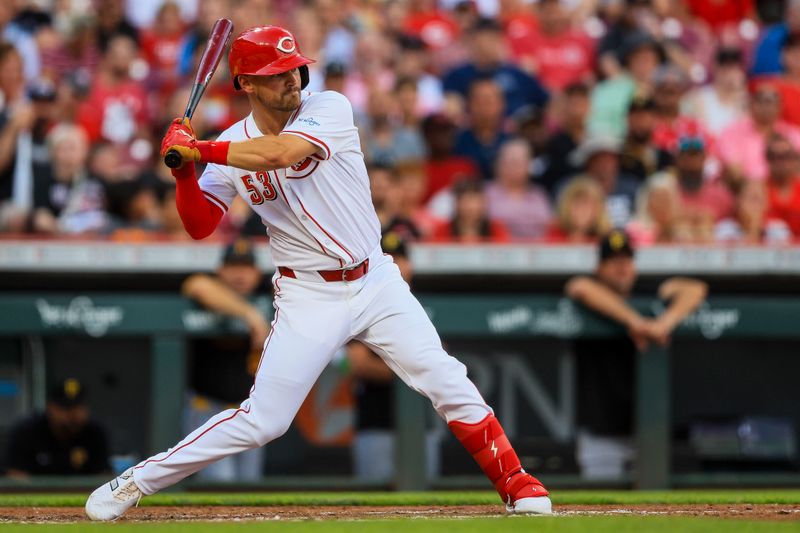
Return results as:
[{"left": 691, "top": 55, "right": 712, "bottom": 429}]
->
[
  {"left": 161, "top": 118, "right": 200, "bottom": 168},
  {"left": 160, "top": 117, "right": 230, "bottom": 167}
]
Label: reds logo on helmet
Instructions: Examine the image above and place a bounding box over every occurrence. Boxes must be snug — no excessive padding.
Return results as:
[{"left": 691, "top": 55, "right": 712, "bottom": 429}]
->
[
  {"left": 229, "top": 26, "right": 315, "bottom": 90},
  {"left": 277, "top": 36, "right": 296, "bottom": 54}
]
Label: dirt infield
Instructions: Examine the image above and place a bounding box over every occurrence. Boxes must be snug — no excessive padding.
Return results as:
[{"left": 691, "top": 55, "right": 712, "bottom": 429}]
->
[{"left": 1, "top": 504, "right": 799, "bottom": 523}]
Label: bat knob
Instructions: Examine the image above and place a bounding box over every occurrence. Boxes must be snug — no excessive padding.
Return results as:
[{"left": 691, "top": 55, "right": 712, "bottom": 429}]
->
[{"left": 164, "top": 150, "right": 184, "bottom": 169}]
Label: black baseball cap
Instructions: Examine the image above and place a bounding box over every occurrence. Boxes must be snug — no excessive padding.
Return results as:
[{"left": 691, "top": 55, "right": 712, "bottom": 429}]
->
[
  {"left": 619, "top": 32, "right": 664, "bottom": 66},
  {"left": 222, "top": 238, "right": 256, "bottom": 266},
  {"left": 471, "top": 17, "right": 502, "bottom": 34},
  {"left": 398, "top": 34, "right": 426, "bottom": 51},
  {"left": 381, "top": 232, "right": 408, "bottom": 258},
  {"left": 421, "top": 112, "right": 455, "bottom": 132},
  {"left": 599, "top": 230, "right": 634, "bottom": 262},
  {"left": 716, "top": 47, "right": 743, "bottom": 65},
  {"left": 48, "top": 378, "right": 87, "bottom": 408}
]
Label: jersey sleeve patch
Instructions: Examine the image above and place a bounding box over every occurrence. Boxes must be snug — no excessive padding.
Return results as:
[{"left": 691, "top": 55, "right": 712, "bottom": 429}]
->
[{"left": 280, "top": 91, "right": 355, "bottom": 160}]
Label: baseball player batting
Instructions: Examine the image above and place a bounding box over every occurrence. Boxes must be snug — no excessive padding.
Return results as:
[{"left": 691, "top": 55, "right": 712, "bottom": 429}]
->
[{"left": 85, "top": 26, "right": 551, "bottom": 520}]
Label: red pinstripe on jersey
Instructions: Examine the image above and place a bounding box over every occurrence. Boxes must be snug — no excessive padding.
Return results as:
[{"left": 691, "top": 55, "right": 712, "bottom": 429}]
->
[
  {"left": 253, "top": 272, "right": 283, "bottom": 378},
  {"left": 296, "top": 196, "right": 355, "bottom": 263},
  {"left": 134, "top": 403, "right": 252, "bottom": 471},
  {"left": 270, "top": 170, "right": 330, "bottom": 258},
  {"left": 202, "top": 190, "right": 229, "bottom": 213}
]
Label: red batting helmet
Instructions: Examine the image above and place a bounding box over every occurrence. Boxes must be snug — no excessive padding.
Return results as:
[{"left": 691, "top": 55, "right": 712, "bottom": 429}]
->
[{"left": 229, "top": 26, "right": 315, "bottom": 90}]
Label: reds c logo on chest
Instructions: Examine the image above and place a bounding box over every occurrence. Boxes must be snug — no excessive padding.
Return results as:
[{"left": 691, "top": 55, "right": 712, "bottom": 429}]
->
[
  {"left": 291, "top": 158, "right": 313, "bottom": 172},
  {"left": 287, "top": 156, "right": 320, "bottom": 179}
]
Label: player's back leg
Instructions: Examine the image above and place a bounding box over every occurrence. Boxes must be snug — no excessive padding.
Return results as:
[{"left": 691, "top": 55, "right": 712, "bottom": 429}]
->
[{"left": 351, "top": 256, "right": 552, "bottom": 514}]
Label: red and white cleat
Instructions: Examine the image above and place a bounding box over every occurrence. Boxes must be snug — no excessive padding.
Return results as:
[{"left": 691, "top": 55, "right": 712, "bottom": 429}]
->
[{"left": 503, "top": 472, "right": 553, "bottom": 514}]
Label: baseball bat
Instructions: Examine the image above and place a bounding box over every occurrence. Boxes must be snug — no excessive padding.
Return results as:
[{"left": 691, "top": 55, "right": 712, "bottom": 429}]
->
[{"left": 164, "top": 18, "right": 234, "bottom": 169}]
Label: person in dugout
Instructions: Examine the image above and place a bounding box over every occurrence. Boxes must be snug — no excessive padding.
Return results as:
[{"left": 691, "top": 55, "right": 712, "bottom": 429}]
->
[
  {"left": 5, "top": 378, "right": 110, "bottom": 476},
  {"left": 565, "top": 230, "right": 707, "bottom": 479}
]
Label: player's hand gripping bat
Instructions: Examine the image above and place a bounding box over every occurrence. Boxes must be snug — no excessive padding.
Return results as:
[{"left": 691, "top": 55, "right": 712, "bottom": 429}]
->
[{"left": 164, "top": 18, "right": 234, "bottom": 169}]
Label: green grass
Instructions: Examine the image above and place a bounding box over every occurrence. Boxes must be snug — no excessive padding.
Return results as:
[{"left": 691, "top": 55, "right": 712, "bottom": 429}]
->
[
  {"left": 3, "top": 517, "right": 800, "bottom": 532},
  {"left": 1, "top": 489, "right": 800, "bottom": 507}
]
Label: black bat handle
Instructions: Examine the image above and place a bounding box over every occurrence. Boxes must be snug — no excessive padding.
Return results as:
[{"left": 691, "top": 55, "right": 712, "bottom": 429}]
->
[{"left": 164, "top": 149, "right": 184, "bottom": 169}]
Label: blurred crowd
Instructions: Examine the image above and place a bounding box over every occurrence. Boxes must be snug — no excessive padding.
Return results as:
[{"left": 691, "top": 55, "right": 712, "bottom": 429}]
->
[{"left": 1, "top": 0, "right": 800, "bottom": 245}]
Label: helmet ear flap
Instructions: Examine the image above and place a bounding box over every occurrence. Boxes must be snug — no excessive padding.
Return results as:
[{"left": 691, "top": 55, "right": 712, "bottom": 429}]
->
[{"left": 300, "top": 65, "right": 309, "bottom": 89}]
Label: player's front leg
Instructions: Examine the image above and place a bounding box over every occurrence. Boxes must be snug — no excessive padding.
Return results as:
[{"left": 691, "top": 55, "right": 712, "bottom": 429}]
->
[
  {"left": 87, "top": 276, "right": 351, "bottom": 520},
  {"left": 354, "top": 264, "right": 552, "bottom": 514}
]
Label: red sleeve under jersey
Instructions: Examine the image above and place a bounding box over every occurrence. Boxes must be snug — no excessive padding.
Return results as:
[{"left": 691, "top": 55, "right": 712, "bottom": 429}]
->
[{"left": 172, "top": 164, "right": 224, "bottom": 239}]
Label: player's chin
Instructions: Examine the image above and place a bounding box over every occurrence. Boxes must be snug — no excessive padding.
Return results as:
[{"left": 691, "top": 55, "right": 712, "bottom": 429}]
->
[{"left": 287, "top": 93, "right": 301, "bottom": 109}]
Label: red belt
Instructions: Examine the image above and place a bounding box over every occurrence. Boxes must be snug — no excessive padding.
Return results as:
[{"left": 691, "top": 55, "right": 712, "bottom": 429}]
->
[{"left": 278, "top": 258, "right": 369, "bottom": 282}]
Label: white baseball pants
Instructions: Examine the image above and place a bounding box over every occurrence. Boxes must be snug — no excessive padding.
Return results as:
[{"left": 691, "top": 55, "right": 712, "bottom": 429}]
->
[{"left": 133, "top": 249, "right": 491, "bottom": 494}]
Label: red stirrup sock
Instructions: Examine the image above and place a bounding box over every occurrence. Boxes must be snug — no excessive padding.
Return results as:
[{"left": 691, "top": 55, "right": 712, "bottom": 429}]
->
[{"left": 449, "top": 414, "right": 549, "bottom": 504}]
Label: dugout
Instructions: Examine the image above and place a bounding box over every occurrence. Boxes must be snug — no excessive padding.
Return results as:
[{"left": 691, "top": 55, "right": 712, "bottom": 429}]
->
[{"left": 1, "top": 241, "right": 799, "bottom": 491}]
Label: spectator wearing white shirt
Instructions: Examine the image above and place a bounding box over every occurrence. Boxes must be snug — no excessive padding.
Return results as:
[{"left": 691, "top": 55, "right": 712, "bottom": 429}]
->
[
  {"left": 0, "top": 3, "right": 40, "bottom": 81},
  {"left": 682, "top": 48, "right": 748, "bottom": 136}
]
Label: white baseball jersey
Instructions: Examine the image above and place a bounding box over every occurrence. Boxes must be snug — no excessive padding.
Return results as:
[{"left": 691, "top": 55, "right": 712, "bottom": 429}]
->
[
  {"left": 130, "top": 89, "right": 492, "bottom": 497},
  {"left": 198, "top": 90, "right": 381, "bottom": 271}
]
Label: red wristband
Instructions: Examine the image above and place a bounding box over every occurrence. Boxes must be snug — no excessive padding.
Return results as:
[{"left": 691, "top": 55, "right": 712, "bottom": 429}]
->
[{"left": 196, "top": 140, "right": 230, "bottom": 165}]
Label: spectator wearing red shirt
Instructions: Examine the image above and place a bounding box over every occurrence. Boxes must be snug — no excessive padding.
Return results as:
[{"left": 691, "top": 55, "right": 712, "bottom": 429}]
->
[
  {"left": 421, "top": 113, "right": 477, "bottom": 202},
  {"left": 140, "top": 2, "right": 185, "bottom": 99},
  {"left": 651, "top": 65, "right": 714, "bottom": 155},
  {"left": 430, "top": 180, "right": 510, "bottom": 243},
  {"left": 501, "top": 0, "right": 539, "bottom": 51},
  {"left": 425, "top": 0, "right": 478, "bottom": 75},
  {"left": 768, "top": 34, "right": 800, "bottom": 127},
  {"left": 403, "top": 0, "right": 460, "bottom": 51},
  {"left": 686, "top": 0, "right": 755, "bottom": 33},
  {"left": 765, "top": 134, "right": 800, "bottom": 236},
  {"left": 507, "top": 0, "right": 595, "bottom": 92},
  {"left": 77, "top": 34, "right": 149, "bottom": 145}
]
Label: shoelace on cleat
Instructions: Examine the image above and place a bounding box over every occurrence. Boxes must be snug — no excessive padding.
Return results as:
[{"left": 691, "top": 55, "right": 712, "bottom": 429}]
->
[{"left": 112, "top": 480, "right": 142, "bottom": 503}]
